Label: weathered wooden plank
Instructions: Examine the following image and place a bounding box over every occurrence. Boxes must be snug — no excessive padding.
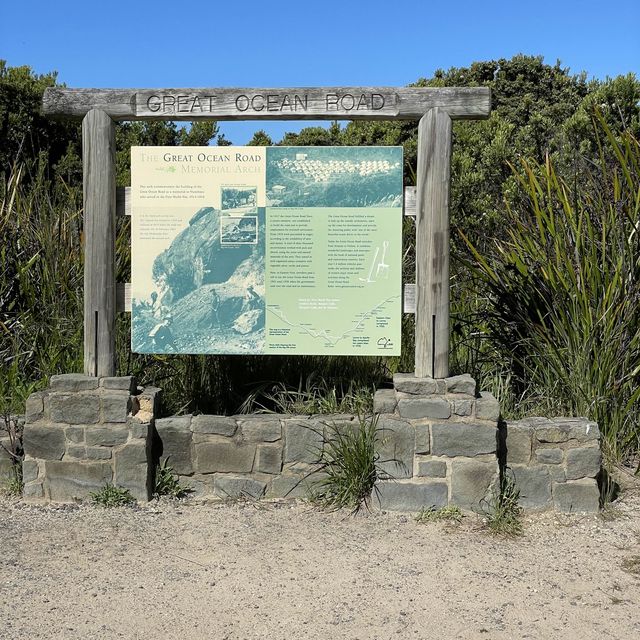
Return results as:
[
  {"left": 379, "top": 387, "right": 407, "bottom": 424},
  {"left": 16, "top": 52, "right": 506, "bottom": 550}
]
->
[
  {"left": 116, "top": 186, "right": 131, "bottom": 217},
  {"left": 83, "top": 109, "right": 117, "bottom": 377},
  {"left": 43, "top": 87, "right": 491, "bottom": 121},
  {"left": 116, "top": 282, "right": 132, "bottom": 313},
  {"left": 414, "top": 108, "right": 452, "bottom": 379}
]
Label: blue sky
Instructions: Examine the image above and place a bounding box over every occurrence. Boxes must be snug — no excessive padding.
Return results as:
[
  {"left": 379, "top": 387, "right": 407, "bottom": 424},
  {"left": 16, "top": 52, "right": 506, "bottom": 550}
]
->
[{"left": 2, "top": 0, "right": 638, "bottom": 144}]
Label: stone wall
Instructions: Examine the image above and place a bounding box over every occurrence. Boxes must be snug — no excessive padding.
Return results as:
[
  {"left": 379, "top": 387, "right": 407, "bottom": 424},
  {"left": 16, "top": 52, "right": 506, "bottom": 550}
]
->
[
  {"left": 155, "top": 413, "right": 354, "bottom": 500},
  {"left": 18, "top": 372, "right": 602, "bottom": 513},
  {"left": 371, "top": 373, "right": 501, "bottom": 512},
  {"left": 21, "top": 374, "right": 159, "bottom": 502},
  {"left": 503, "top": 417, "right": 601, "bottom": 513}
]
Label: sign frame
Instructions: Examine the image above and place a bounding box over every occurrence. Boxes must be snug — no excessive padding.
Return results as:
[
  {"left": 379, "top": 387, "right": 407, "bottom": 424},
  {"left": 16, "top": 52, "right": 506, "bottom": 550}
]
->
[{"left": 42, "top": 85, "right": 492, "bottom": 378}]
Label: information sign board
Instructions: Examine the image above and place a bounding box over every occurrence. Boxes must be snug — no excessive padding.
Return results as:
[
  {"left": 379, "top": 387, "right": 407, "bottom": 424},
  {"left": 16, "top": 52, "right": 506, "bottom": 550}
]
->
[{"left": 131, "top": 146, "right": 402, "bottom": 355}]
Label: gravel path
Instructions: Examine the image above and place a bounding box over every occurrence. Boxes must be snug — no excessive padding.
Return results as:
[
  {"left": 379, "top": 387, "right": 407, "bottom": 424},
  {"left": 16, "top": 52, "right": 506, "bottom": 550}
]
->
[{"left": 1, "top": 488, "right": 639, "bottom": 640}]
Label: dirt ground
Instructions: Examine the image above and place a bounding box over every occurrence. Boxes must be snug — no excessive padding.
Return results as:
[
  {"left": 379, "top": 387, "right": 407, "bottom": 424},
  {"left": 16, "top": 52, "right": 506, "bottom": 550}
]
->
[{"left": 1, "top": 483, "right": 639, "bottom": 640}]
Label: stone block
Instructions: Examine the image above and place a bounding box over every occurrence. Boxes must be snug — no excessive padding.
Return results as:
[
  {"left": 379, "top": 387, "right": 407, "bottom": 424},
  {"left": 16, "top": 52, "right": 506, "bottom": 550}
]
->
[
  {"left": 565, "top": 446, "right": 601, "bottom": 480},
  {"left": 431, "top": 423, "right": 496, "bottom": 457},
  {"left": 114, "top": 442, "right": 150, "bottom": 501},
  {"left": 240, "top": 417, "right": 282, "bottom": 442},
  {"left": 553, "top": 479, "right": 599, "bottom": 513},
  {"left": 511, "top": 465, "right": 552, "bottom": 510},
  {"left": 137, "top": 387, "right": 161, "bottom": 415},
  {"left": 451, "top": 459, "right": 499, "bottom": 511},
  {"left": 50, "top": 393, "right": 100, "bottom": 424},
  {"left": 101, "top": 394, "right": 130, "bottom": 423},
  {"left": 50, "top": 374, "right": 99, "bottom": 392},
  {"left": 414, "top": 423, "right": 430, "bottom": 454},
  {"left": 535, "top": 418, "right": 599, "bottom": 444},
  {"left": 195, "top": 441, "right": 256, "bottom": 473},
  {"left": 373, "top": 389, "right": 398, "bottom": 414},
  {"left": 0, "top": 458, "right": 15, "bottom": 481},
  {"left": 416, "top": 459, "right": 447, "bottom": 478},
  {"left": 23, "top": 424, "right": 65, "bottom": 460},
  {"left": 155, "top": 416, "right": 193, "bottom": 475},
  {"left": 129, "top": 422, "right": 151, "bottom": 439},
  {"left": 100, "top": 376, "right": 136, "bottom": 393},
  {"left": 22, "top": 459, "right": 40, "bottom": 484},
  {"left": 376, "top": 416, "right": 414, "bottom": 479},
  {"left": 453, "top": 399, "right": 473, "bottom": 416},
  {"left": 535, "top": 448, "right": 563, "bottom": 464},
  {"left": 179, "top": 475, "right": 215, "bottom": 498},
  {"left": 45, "top": 461, "right": 112, "bottom": 502},
  {"left": 192, "top": 415, "right": 237, "bottom": 436},
  {"left": 267, "top": 474, "right": 309, "bottom": 499},
  {"left": 65, "top": 445, "right": 86, "bottom": 459},
  {"left": 505, "top": 422, "right": 532, "bottom": 464},
  {"left": 23, "top": 481, "right": 44, "bottom": 499},
  {"left": 283, "top": 420, "right": 324, "bottom": 464},
  {"left": 373, "top": 480, "right": 448, "bottom": 512},
  {"left": 476, "top": 392, "right": 500, "bottom": 421},
  {"left": 445, "top": 374, "right": 476, "bottom": 396},
  {"left": 255, "top": 445, "right": 282, "bottom": 474},
  {"left": 85, "top": 425, "right": 129, "bottom": 447},
  {"left": 397, "top": 398, "right": 451, "bottom": 420},
  {"left": 547, "top": 465, "right": 567, "bottom": 482},
  {"left": 85, "top": 446, "right": 112, "bottom": 460},
  {"left": 25, "top": 392, "right": 46, "bottom": 423},
  {"left": 214, "top": 475, "right": 266, "bottom": 500},
  {"left": 65, "top": 426, "right": 85, "bottom": 444},
  {"left": 393, "top": 373, "right": 443, "bottom": 395}
]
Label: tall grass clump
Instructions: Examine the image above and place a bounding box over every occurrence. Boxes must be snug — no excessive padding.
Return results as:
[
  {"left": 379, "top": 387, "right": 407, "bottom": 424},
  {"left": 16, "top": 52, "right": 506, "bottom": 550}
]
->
[
  {"left": 0, "top": 161, "right": 83, "bottom": 413},
  {"left": 463, "top": 114, "right": 640, "bottom": 466},
  {"left": 309, "top": 414, "right": 387, "bottom": 513}
]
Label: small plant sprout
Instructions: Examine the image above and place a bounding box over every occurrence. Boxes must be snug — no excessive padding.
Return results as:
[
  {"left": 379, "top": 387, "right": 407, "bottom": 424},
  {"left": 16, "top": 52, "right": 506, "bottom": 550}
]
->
[
  {"left": 481, "top": 472, "right": 523, "bottom": 537},
  {"left": 415, "top": 505, "right": 464, "bottom": 524},
  {"left": 154, "top": 459, "right": 191, "bottom": 499},
  {"left": 90, "top": 484, "right": 135, "bottom": 508}
]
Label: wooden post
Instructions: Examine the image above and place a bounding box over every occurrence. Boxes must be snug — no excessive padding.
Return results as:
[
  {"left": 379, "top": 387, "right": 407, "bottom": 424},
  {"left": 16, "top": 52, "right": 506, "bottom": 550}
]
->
[
  {"left": 82, "top": 109, "right": 116, "bottom": 377},
  {"left": 415, "top": 108, "right": 452, "bottom": 379}
]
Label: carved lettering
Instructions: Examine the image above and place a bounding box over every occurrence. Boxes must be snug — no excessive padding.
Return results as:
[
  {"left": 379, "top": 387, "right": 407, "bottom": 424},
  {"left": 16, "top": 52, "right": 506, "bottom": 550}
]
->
[
  {"left": 235, "top": 95, "right": 250, "bottom": 111},
  {"left": 137, "top": 91, "right": 392, "bottom": 117}
]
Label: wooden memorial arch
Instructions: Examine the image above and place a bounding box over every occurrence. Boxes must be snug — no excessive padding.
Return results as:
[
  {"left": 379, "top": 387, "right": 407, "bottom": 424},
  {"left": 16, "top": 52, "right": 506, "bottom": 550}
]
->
[{"left": 42, "top": 86, "right": 491, "bottom": 379}]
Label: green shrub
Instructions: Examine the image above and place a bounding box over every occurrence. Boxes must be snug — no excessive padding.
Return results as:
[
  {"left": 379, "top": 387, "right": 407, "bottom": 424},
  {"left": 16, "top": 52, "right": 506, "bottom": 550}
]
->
[
  {"left": 154, "top": 459, "right": 190, "bottom": 499},
  {"left": 463, "top": 113, "right": 640, "bottom": 466},
  {"left": 309, "top": 414, "right": 389, "bottom": 513},
  {"left": 90, "top": 483, "right": 135, "bottom": 507}
]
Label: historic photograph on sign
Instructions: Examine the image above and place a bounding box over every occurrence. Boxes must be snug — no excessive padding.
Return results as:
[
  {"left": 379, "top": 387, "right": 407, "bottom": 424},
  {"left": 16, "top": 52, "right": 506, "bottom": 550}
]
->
[{"left": 131, "top": 146, "right": 402, "bottom": 356}]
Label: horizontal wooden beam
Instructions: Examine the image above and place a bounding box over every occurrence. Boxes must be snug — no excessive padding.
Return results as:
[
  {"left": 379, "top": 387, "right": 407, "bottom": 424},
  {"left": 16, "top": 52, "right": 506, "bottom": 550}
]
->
[
  {"left": 43, "top": 87, "right": 491, "bottom": 121},
  {"left": 115, "top": 185, "right": 416, "bottom": 218},
  {"left": 116, "top": 282, "right": 417, "bottom": 314}
]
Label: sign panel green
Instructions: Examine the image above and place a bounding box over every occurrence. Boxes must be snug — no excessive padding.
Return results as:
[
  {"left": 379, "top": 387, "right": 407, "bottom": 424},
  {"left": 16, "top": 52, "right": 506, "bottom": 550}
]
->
[{"left": 131, "top": 146, "right": 402, "bottom": 355}]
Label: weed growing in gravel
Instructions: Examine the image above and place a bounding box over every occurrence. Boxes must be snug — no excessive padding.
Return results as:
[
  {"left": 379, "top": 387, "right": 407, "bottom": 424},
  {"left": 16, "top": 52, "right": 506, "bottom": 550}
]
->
[
  {"left": 481, "top": 474, "right": 523, "bottom": 537},
  {"left": 2, "top": 473, "right": 23, "bottom": 497},
  {"left": 309, "top": 414, "right": 388, "bottom": 513},
  {"left": 154, "top": 459, "right": 191, "bottom": 499},
  {"left": 415, "top": 505, "right": 464, "bottom": 524},
  {"left": 90, "top": 484, "right": 135, "bottom": 508}
]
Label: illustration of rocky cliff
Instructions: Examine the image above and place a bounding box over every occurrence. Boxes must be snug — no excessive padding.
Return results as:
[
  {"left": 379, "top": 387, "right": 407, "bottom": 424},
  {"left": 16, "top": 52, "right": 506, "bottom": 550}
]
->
[{"left": 132, "top": 206, "right": 266, "bottom": 354}]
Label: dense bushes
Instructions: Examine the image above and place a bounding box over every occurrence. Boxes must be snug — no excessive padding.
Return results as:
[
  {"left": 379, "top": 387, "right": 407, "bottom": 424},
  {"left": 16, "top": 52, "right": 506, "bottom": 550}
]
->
[{"left": 1, "top": 58, "right": 639, "bottom": 469}]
